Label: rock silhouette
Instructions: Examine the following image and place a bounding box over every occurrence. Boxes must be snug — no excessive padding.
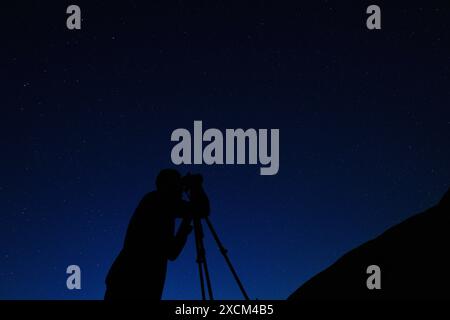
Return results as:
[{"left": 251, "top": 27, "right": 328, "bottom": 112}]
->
[{"left": 289, "top": 187, "right": 450, "bottom": 300}]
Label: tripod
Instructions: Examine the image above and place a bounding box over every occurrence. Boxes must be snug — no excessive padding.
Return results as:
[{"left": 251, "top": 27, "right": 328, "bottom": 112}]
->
[{"left": 193, "top": 216, "right": 250, "bottom": 300}]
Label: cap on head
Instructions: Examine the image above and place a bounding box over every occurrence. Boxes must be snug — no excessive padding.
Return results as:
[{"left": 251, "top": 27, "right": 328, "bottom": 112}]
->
[{"left": 156, "top": 169, "right": 182, "bottom": 195}]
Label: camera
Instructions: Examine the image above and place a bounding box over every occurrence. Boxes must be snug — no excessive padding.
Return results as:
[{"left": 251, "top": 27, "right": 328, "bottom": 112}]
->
[{"left": 181, "top": 173, "right": 203, "bottom": 191}]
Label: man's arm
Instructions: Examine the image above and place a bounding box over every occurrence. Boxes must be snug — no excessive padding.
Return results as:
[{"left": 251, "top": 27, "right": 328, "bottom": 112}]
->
[
  {"left": 167, "top": 217, "right": 193, "bottom": 261},
  {"left": 189, "top": 184, "right": 210, "bottom": 218},
  {"left": 174, "top": 185, "right": 210, "bottom": 219},
  {"left": 168, "top": 184, "right": 210, "bottom": 260}
]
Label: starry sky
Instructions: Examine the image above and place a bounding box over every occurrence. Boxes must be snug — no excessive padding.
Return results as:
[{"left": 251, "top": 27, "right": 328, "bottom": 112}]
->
[{"left": 1, "top": 1, "right": 449, "bottom": 300}]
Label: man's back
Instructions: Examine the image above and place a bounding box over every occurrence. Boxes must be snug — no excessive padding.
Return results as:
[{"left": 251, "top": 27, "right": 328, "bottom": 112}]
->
[{"left": 105, "top": 192, "right": 178, "bottom": 299}]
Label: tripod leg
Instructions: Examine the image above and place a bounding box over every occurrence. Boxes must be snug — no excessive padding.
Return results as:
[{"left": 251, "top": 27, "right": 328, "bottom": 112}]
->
[
  {"left": 205, "top": 217, "right": 250, "bottom": 300},
  {"left": 193, "top": 219, "right": 206, "bottom": 300},
  {"left": 194, "top": 219, "right": 214, "bottom": 300},
  {"left": 199, "top": 240, "right": 214, "bottom": 300}
]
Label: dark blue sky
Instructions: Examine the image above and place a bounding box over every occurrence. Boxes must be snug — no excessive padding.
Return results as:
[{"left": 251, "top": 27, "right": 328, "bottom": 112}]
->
[{"left": 1, "top": 1, "right": 449, "bottom": 299}]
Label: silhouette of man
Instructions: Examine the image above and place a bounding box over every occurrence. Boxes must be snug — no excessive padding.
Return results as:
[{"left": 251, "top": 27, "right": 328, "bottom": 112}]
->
[{"left": 105, "top": 169, "right": 209, "bottom": 300}]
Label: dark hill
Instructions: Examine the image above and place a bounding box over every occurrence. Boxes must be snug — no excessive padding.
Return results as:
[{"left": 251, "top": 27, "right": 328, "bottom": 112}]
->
[{"left": 289, "top": 188, "right": 450, "bottom": 300}]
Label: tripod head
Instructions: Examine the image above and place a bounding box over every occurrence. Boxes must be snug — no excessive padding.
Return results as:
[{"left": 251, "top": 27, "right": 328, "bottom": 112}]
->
[
  {"left": 181, "top": 173, "right": 210, "bottom": 220},
  {"left": 181, "top": 173, "right": 203, "bottom": 192}
]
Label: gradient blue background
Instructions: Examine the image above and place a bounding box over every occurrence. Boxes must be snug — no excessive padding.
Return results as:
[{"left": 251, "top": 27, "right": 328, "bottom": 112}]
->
[{"left": 1, "top": 1, "right": 449, "bottom": 299}]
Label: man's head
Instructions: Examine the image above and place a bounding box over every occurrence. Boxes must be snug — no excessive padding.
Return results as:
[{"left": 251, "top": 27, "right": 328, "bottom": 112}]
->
[{"left": 156, "top": 169, "right": 183, "bottom": 199}]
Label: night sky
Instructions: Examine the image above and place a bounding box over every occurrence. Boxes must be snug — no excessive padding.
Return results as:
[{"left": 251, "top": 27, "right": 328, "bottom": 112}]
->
[{"left": 1, "top": 1, "right": 449, "bottom": 299}]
